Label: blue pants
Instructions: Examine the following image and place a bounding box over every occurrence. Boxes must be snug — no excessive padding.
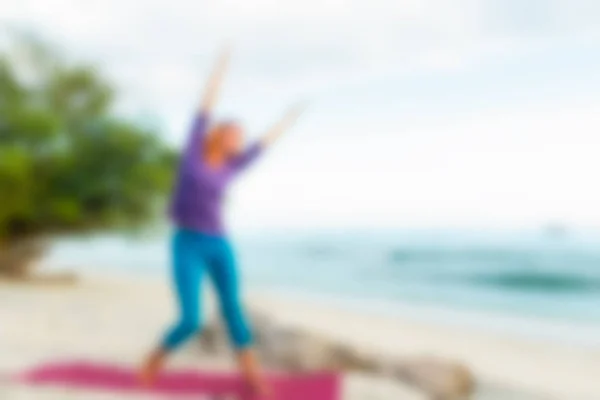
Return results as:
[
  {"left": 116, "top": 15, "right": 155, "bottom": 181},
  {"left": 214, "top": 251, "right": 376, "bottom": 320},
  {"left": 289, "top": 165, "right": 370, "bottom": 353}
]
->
[{"left": 161, "top": 229, "right": 253, "bottom": 351}]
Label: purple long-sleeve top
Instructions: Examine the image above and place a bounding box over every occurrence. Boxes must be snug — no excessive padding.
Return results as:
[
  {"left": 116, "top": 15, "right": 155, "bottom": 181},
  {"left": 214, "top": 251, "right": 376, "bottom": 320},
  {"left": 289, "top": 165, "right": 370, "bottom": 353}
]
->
[{"left": 169, "top": 113, "right": 262, "bottom": 236}]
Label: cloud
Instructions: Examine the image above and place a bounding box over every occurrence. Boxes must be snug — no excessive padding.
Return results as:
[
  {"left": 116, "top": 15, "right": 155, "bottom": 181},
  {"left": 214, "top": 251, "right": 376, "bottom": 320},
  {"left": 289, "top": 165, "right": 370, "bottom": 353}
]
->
[
  {"left": 1, "top": 0, "right": 599, "bottom": 227},
  {"left": 1, "top": 0, "right": 598, "bottom": 134},
  {"left": 481, "top": 0, "right": 600, "bottom": 38}
]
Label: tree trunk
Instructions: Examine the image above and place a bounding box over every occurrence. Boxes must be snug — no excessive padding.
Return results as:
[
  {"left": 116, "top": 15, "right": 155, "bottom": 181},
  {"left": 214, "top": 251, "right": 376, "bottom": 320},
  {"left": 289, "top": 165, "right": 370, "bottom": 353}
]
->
[{"left": 0, "top": 238, "right": 48, "bottom": 278}]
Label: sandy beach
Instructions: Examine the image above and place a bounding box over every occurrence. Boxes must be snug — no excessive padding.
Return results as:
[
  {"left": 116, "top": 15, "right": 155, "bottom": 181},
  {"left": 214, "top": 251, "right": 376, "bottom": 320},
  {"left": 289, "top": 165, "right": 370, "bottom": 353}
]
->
[{"left": 1, "top": 276, "right": 599, "bottom": 400}]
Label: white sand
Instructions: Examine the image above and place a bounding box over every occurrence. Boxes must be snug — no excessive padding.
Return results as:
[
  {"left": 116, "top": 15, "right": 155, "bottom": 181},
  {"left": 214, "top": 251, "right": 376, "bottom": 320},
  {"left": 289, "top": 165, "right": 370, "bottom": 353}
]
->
[
  {"left": 0, "top": 278, "right": 423, "bottom": 400},
  {"left": 0, "top": 277, "right": 599, "bottom": 399}
]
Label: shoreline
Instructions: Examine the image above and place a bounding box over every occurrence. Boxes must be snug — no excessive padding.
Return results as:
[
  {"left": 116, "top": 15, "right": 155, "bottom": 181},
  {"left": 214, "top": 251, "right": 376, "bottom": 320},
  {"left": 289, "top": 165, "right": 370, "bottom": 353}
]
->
[
  {"left": 2, "top": 275, "right": 599, "bottom": 399},
  {"left": 61, "top": 269, "right": 600, "bottom": 350},
  {"left": 254, "top": 286, "right": 600, "bottom": 350}
]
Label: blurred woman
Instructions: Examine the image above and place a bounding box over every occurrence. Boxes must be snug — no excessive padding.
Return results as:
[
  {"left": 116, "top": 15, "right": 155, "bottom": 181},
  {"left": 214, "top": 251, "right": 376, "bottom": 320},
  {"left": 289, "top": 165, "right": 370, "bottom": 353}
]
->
[{"left": 139, "top": 46, "right": 305, "bottom": 396}]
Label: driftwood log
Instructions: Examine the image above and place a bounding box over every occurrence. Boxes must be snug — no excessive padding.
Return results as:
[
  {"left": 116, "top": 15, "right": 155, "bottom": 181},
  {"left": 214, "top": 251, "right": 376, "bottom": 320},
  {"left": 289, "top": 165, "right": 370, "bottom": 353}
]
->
[
  {"left": 198, "top": 311, "right": 475, "bottom": 399},
  {"left": 0, "top": 239, "right": 47, "bottom": 278}
]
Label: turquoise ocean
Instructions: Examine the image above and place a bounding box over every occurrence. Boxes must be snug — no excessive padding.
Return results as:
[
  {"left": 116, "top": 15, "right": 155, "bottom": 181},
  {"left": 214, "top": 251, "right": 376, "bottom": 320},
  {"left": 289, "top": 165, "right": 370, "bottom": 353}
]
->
[{"left": 42, "top": 228, "right": 600, "bottom": 348}]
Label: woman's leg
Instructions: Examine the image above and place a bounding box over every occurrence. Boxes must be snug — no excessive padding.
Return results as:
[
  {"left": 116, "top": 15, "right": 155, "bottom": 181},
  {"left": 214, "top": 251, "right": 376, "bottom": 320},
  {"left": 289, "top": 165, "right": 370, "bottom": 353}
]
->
[
  {"left": 206, "top": 239, "right": 267, "bottom": 395},
  {"left": 139, "top": 229, "right": 204, "bottom": 384}
]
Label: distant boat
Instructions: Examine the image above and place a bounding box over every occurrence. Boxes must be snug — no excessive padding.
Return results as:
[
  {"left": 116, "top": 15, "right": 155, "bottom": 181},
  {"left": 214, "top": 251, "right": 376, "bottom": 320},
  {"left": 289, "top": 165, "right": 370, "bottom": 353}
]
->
[{"left": 543, "top": 224, "right": 568, "bottom": 239}]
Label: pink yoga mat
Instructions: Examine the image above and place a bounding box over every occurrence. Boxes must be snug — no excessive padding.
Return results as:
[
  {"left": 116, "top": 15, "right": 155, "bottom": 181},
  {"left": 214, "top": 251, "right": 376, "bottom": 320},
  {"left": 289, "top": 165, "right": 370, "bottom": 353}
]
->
[{"left": 18, "top": 361, "right": 340, "bottom": 400}]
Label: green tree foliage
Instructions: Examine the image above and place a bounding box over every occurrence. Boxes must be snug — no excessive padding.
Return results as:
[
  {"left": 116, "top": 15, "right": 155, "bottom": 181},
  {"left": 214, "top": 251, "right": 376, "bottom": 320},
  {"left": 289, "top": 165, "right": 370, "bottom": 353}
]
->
[{"left": 0, "top": 36, "right": 176, "bottom": 273}]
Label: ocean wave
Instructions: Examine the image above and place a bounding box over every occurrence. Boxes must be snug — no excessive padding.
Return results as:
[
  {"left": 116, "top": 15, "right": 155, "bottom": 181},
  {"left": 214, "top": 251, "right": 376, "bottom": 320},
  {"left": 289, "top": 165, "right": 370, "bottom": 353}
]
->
[
  {"left": 389, "top": 248, "right": 535, "bottom": 264},
  {"left": 467, "top": 271, "right": 600, "bottom": 293},
  {"left": 386, "top": 247, "right": 600, "bottom": 293}
]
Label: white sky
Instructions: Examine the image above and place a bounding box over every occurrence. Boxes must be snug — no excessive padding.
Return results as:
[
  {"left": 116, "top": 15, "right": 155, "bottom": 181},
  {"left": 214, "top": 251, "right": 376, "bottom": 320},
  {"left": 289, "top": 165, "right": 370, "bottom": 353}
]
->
[{"left": 2, "top": 0, "right": 600, "bottom": 229}]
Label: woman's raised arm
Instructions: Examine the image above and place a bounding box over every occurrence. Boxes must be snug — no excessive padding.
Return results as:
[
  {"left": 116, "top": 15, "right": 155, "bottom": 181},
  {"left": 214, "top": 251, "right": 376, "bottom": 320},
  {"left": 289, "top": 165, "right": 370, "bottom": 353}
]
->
[
  {"left": 183, "top": 46, "right": 232, "bottom": 160},
  {"left": 200, "top": 45, "right": 231, "bottom": 114},
  {"left": 229, "top": 102, "right": 308, "bottom": 172},
  {"left": 259, "top": 102, "right": 308, "bottom": 148}
]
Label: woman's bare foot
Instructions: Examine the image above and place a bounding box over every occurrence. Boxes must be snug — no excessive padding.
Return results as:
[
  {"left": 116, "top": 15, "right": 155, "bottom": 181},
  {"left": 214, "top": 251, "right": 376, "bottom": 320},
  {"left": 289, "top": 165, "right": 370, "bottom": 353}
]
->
[
  {"left": 138, "top": 349, "right": 167, "bottom": 387},
  {"left": 238, "top": 348, "right": 271, "bottom": 397}
]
